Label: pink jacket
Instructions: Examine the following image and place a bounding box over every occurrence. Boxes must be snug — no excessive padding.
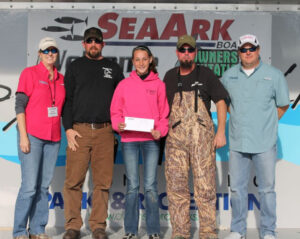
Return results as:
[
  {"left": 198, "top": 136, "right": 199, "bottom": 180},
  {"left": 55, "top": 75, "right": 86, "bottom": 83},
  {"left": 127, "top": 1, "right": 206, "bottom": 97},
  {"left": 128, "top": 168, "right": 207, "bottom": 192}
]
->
[{"left": 110, "top": 70, "right": 169, "bottom": 142}]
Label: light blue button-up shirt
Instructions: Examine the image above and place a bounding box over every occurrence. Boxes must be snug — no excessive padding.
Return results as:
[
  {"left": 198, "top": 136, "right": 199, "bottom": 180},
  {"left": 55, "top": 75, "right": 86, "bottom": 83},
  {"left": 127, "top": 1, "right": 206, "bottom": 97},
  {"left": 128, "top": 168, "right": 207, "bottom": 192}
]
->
[{"left": 221, "top": 61, "right": 290, "bottom": 153}]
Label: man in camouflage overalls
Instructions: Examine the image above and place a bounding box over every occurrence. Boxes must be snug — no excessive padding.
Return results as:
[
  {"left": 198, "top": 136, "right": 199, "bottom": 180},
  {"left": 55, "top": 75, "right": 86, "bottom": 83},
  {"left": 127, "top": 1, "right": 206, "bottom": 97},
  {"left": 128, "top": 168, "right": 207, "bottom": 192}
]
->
[{"left": 163, "top": 35, "right": 228, "bottom": 239}]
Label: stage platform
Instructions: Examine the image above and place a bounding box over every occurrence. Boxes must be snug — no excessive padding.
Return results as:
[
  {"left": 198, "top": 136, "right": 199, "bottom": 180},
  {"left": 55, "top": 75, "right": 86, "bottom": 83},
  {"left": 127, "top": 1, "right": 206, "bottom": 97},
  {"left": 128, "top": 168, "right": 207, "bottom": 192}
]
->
[{"left": 1, "top": 227, "right": 299, "bottom": 239}]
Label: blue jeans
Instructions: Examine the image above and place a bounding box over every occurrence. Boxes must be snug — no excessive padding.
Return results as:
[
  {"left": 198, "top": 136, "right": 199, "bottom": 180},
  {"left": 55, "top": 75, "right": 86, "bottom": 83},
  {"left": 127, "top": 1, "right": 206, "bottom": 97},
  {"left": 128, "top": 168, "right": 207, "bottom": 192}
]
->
[
  {"left": 229, "top": 145, "right": 277, "bottom": 238},
  {"left": 13, "top": 133, "right": 60, "bottom": 237},
  {"left": 122, "top": 140, "right": 160, "bottom": 235}
]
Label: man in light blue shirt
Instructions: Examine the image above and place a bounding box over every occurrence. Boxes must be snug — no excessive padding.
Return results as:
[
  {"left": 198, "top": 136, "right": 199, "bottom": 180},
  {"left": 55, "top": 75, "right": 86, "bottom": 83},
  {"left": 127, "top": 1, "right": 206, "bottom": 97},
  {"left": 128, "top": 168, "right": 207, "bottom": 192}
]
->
[{"left": 221, "top": 34, "right": 289, "bottom": 239}]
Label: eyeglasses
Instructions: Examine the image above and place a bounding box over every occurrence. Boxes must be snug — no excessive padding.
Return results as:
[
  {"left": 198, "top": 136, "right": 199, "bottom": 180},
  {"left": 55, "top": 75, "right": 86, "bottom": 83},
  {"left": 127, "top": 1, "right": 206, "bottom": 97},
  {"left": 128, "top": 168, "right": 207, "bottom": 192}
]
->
[
  {"left": 85, "top": 38, "right": 102, "bottom": 44},
  {"left": 239, "top": 46, "right": 258, "bottom": 53},
  {"left": 41, "top": 48, "right": 58, "bottom": 54},
  {"left": 178, "top": 47, "right": 196, "bottom": 53}
]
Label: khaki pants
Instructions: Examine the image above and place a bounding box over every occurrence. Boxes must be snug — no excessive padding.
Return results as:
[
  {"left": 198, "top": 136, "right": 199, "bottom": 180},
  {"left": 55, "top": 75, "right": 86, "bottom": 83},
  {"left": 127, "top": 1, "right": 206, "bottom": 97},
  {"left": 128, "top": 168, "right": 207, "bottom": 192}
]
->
[
  {"left": 165, "top": 92, "right": 217, "bottom": 239},
  {"left": 63, "top": 123, "right": 114, "bottom": 232}
]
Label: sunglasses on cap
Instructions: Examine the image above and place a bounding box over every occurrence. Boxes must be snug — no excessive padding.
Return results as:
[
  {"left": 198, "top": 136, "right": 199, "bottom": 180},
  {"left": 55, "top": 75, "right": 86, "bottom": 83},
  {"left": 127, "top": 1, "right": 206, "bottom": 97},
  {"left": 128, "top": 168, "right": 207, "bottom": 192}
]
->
[
  {"left": 178, "top": 47, "right": 196, "bottom": 53},
  {"left": 239, "top": 46, "right": 258, "bottom": 53},
  {"left": 41, "top": 48, "right": 58, "bottom": 54},
  {"left": 85, "top": 38, "right": 102, "bottom": 44}
]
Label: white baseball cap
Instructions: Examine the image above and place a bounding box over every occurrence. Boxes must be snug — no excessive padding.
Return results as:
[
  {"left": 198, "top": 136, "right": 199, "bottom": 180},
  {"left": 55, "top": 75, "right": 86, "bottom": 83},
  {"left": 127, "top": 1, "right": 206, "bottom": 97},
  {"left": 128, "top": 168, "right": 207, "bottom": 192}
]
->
[
  {"left": 238, "top": 34, "right": 259, "bottom": 48},
  {"left": 39, "top": 37, "right": 58, "bottom": 51}
]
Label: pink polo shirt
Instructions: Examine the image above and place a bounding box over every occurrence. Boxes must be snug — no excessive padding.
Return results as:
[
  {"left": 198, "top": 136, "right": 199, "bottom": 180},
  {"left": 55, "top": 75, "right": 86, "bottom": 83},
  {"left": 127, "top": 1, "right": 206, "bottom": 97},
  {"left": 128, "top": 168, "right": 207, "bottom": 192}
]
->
[{"left": 17, "top": 62, "right": 65, "bottom": 142}]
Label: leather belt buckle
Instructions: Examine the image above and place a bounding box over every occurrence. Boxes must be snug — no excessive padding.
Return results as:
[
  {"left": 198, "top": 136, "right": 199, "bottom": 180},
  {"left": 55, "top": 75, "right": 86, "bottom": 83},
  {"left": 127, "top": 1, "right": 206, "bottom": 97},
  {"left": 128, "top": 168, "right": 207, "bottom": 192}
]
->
[{"left": 91, "top": 123, "right": 97, "bottom": 129}]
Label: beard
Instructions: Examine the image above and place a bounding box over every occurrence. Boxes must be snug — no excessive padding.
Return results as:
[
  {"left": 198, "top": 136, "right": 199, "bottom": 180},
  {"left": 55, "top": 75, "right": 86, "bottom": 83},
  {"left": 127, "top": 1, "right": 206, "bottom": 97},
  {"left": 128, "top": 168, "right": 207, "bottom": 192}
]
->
[
  {"left": 87, "top": 47, "right": 101, "bottom": 59},
  {"left": 179, "top": 60, "right": 194, "bottom": 69}
]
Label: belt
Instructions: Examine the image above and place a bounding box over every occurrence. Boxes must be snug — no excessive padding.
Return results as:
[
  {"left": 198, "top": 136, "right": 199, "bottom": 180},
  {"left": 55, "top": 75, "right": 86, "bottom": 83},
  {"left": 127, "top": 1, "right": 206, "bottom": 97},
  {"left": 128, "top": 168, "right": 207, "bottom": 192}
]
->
[{"left": 75, "top": 122, "right": 111, "bottom": 129}]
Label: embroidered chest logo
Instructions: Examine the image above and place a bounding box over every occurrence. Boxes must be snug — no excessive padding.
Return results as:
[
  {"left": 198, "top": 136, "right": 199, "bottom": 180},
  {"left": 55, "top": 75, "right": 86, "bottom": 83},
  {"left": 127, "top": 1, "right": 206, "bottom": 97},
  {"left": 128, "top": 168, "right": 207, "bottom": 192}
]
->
[
  {"left": 146, "top": 89, "right": 156, "bottom": 95},
  {"left": 102, "top": 67, "right": 112, "bottom": 79},
  {"left": 39, "top": 80, "right": 48, "bottom": 85}
]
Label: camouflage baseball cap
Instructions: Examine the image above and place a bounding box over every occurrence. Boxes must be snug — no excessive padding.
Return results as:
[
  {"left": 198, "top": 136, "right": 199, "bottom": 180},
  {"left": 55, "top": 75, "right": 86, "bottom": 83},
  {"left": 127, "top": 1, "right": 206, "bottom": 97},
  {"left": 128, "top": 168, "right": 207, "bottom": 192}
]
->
[
  {"left": 84, "top": 27, "right": 103, "bottom": 42},
  {"left": 177, "top": 35, "right": 196, "bottom": 49}
]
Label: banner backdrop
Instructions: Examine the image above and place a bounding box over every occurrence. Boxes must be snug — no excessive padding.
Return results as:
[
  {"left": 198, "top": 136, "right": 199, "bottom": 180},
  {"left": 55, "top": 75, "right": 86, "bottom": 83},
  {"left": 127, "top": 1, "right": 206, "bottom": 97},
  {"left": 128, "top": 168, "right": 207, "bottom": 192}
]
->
[
  {"left": 0, "top": 8, "right": 300, "bottom": 230},
  {"left": 27, "top": 11, "right": 272, "bottom": 77}
]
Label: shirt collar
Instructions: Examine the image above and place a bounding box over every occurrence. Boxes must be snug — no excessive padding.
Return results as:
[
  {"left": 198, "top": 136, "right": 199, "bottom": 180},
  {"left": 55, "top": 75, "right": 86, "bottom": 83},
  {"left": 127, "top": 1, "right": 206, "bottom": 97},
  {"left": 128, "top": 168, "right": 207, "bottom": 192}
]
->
[
  {"left": 37, "top": 62, "right": 59, "bottom": 81},
  {"left": 239, "top": 60, "right": 262, "bottom": 75}
]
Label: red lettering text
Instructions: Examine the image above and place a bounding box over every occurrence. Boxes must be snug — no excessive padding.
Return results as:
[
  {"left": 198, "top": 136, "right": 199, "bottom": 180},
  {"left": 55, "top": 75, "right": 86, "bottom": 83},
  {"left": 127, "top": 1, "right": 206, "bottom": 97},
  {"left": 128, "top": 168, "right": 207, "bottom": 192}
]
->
[
  {"left": 211, "top": 19, "right": 234, "bottom": 40},
  {"left": 136, "top": 18, "right": 159, "bottom": 40},
  {"left": 191, "top": 19, "right": 210, "bottom": 40},
  {"left": 119, "top": 18, "right": 137, "bottom": 39},
  {"left": 98, "top": 12, "right": 119, "bottom": 39},
  {"left": 160, "top": 14, "right": 187, "bottom": 39}
]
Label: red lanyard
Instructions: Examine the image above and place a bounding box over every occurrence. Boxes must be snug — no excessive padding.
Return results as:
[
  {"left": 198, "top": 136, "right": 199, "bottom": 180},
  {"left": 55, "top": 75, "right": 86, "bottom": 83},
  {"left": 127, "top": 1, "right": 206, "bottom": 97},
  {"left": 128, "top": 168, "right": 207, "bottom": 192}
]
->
[{"left": 48, "top": 74, "right": 56, "bottom": 107}]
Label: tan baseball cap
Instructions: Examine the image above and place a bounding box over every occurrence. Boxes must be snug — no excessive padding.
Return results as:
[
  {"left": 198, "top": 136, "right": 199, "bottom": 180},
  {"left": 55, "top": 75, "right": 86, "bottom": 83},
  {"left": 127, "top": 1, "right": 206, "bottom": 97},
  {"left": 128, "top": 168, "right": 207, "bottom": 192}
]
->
[
  {"left": 39, "top": 37, "right": 58, "bottom": 51},
  {"left": 177, "top": 35, "right": 196, "bottom": 49}
]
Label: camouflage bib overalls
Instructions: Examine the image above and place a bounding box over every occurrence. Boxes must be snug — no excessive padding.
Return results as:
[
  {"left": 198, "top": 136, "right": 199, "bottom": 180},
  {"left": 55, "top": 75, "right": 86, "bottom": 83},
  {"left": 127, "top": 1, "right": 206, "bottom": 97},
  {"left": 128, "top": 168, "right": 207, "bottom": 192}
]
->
[{"left": 165, "top": 70, "right": 217, "bottom": 239}]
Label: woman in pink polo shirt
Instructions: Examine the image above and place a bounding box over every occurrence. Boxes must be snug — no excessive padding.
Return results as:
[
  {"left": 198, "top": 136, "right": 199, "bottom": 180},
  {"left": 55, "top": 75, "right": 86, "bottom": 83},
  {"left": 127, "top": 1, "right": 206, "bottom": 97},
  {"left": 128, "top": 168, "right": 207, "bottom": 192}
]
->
[
  {"left": 13, "top": 37, "right": 65, "bottom": 239},
  {"left": 110, "top": 45, "right": 169, "bottom": 239}
]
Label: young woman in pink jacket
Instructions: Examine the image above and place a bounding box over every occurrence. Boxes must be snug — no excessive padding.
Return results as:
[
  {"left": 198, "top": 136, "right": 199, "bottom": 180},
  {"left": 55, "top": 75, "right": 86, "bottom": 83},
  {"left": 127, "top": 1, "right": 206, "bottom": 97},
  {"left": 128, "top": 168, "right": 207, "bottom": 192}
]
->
[{"left": 110, "top": 45, "right": 169, "bottom": 239}]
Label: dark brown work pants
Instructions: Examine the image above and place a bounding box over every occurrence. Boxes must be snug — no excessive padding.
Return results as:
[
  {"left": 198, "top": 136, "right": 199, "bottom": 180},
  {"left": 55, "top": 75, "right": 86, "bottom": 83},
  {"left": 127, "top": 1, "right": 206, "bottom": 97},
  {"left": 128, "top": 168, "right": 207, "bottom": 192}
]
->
[{"left": 63, "top": 123, "right": 114, "bottom": 232}]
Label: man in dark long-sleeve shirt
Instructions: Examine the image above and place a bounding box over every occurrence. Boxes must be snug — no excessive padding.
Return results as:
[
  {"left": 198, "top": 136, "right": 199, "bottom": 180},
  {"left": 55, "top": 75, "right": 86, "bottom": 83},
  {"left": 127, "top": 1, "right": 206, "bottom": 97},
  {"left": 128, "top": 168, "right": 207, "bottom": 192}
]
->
[{"left": 62, "top": 27, "right": 124, "bottom": 239}]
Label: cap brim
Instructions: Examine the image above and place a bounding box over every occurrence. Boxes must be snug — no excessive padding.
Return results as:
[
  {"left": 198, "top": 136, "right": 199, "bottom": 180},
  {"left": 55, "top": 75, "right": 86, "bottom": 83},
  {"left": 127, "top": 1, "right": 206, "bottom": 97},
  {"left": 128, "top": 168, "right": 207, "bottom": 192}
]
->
[
  {"left": 84, "top": 34, "right": 103, "bottom": 42},
  {"left": 239, "top": 42, "right": 259, "bottom": 48},
  {"left": 40, "top": 43, "right": 58, "bottom": 51},
  {"left": 177, "top": 42, "right": 196, "bottom": 49}
]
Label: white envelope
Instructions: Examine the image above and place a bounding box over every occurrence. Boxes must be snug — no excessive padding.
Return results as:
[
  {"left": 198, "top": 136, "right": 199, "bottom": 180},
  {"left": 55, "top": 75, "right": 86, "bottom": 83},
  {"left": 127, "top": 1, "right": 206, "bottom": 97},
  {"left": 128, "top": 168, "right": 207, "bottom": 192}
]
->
[{"left": 124, "top": 117, "right": 154, "bottom": 132}]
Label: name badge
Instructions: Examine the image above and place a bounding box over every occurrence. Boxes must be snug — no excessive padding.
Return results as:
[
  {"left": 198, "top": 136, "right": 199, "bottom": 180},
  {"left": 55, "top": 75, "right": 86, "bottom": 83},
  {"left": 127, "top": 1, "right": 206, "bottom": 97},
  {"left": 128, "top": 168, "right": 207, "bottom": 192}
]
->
[{"left": 48, "top": 107, "right": 58, "bottom": 117}]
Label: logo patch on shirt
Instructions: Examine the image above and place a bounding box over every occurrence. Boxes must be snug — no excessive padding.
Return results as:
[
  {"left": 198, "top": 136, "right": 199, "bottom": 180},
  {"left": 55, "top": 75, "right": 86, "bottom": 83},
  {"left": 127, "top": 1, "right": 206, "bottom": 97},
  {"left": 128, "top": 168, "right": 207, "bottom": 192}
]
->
[
  {"left": 146, "top": 89, "right": 156, "bottom": 95},
  {"left": 191, "top": 82, "right": 203, "bottom": 87},
  {"left": 39, "top": 80, "right": 48, "bottom": 85},
  {"left": 102, "top": 67, "right": 112, "bottom": 79},
  {"left": 264, "top": 77, "right": 272, "bottom": 81}
]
